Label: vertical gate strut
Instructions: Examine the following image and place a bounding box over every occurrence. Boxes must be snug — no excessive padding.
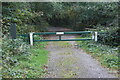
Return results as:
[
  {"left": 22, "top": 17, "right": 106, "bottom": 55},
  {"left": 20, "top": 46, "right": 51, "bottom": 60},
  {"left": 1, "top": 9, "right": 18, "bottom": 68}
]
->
[
  {"left": 95, "top": 32, "right": 98, "bottom": 42},
  {"left": 29, "top": 32, "right": 34, "bottom": 46},
  {"left": 59, "top": 35, "right": 62, "bottom": 40}
]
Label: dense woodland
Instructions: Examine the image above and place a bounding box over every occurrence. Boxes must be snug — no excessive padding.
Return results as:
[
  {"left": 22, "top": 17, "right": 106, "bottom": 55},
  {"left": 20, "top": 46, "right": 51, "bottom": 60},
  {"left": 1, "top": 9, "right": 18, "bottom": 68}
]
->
[
  {"left": 2, "top": 2, "right": 119, "bottom": 46},
  {"left": 1, "top": 2, "right": 119, "bottom": 78}
]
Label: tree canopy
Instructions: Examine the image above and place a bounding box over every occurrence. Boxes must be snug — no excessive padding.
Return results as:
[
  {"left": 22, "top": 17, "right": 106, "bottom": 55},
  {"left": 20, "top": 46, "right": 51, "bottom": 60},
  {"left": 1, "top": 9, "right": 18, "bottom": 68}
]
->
[{"left": 2, "top": 2, "right": 119, "bottom": 46}]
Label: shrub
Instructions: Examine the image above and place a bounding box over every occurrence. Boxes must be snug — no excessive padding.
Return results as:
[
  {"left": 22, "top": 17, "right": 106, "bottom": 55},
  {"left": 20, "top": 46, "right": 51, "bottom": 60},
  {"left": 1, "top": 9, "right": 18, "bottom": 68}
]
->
[
  {"left": 98, "top": 27, "right": 120, "bottom": 46},
  {"left": 1, "top": 37, "right": 31, "bottom": 78}
]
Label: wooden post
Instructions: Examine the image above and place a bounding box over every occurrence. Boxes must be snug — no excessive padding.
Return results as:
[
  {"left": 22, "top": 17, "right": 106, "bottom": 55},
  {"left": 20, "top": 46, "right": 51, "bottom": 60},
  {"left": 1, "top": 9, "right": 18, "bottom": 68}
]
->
[{"left": 10, "top": 23, "right": 16, "bottom": 39}]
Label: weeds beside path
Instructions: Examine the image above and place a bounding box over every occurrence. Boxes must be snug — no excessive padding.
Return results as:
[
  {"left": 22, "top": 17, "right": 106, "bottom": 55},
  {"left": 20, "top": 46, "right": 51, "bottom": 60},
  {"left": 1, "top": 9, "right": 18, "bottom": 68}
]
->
[{"left": 13, "top": 42, "right": 48, "bottom": 78}]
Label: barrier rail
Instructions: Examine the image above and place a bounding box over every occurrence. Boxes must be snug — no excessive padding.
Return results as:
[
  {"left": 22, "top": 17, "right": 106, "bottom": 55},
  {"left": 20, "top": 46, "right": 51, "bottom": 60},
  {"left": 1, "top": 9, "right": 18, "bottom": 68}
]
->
[{"left": 28, "top": 31, "right": 97, "bottom": 45}]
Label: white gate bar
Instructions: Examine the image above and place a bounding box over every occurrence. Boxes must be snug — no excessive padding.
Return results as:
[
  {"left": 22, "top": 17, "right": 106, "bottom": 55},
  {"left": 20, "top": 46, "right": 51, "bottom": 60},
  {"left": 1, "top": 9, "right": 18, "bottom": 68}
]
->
[
  {"left": 29, "top": 32, "right": 34, "bottom": 46},
  {"left": 95, "top": 32, "right": 98, "bottom": 41},
  {"left": 92, "top": 32, "right": 95, "bottom": 40}
]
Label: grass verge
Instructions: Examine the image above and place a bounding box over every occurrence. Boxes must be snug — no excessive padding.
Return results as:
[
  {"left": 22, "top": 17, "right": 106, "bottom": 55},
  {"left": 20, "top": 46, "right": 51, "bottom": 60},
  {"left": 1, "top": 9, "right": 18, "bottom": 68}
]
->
[{"left": 13, "top": 42, "right": 48, "bottom": 78}]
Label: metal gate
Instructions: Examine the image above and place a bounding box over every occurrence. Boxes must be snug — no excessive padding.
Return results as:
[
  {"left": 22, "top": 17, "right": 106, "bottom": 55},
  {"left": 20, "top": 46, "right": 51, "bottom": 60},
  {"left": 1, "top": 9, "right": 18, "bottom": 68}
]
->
[
  {"left": 29, "top": 31, "right": 97, "bottom": 45},
  {"left": 9, "top": 24, "right": 97, "bottom": 46}
]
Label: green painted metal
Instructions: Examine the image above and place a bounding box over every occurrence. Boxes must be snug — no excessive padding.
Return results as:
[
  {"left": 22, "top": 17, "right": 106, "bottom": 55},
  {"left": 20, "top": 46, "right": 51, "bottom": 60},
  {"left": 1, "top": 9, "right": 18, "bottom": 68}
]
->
[
  {"left": 33, "top": 31, "right": 92, "bottom": 35},
  {"left": 33, "top": 31, "right": 93, "bottom": 42},
  {"left": 64, "top": 31, "right": 92, "bottom": 34},
  {"left": 34, "top": 38, "right": 92, "bottom": 42},
  {"left": 18, "top": 31, "right": 92, "bottom": 37},
  {"left": 18, "top": 31, "right": 93, "bottom": 42},
  {"left": 59, "top": 35, "right": 62, "bottom": 40},
  {"left": 33, "top": 31, "right": 92, "bottom": 42}
]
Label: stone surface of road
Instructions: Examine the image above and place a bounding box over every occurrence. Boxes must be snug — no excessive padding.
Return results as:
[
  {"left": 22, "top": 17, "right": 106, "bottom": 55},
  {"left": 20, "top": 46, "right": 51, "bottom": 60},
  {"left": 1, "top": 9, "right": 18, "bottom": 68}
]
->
[{"left": 44, "top": 27, "right": 117, "bottom": 78}]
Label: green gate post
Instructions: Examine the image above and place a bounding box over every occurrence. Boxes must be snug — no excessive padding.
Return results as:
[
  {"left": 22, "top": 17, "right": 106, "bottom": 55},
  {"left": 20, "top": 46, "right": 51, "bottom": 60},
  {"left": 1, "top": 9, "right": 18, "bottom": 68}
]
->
[
  {"left": 10, "top": 23, "right": 16, "bottom": 39},
  {"left": 59, "top": 35, "right": 62, "bottom": 40}
]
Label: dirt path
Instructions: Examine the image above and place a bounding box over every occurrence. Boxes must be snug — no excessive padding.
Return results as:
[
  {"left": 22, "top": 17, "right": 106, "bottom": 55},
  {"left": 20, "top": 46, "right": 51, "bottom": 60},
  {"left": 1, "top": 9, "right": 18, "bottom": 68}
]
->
[{"left": 44, "top": 27, "right": 116, "bottom": 78}]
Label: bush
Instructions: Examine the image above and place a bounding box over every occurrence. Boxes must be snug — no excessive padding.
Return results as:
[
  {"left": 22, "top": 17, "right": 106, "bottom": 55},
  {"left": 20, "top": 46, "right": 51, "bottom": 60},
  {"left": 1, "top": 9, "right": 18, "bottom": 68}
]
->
[
  {"left": 17, "top": 24, "right": 48, "bottom": 34},
  {"left": 98, "top": 27, "right": 120, "bottom": 46},
  {"left": 1, "top": 37, "right": 31, "bottom": 78}
]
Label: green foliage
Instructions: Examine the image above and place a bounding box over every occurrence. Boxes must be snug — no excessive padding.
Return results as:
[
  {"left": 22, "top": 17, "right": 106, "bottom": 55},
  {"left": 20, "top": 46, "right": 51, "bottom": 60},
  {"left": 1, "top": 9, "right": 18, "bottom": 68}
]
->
[
  {"left": 11, "top": 42, "right": 48, "bottom": 78},
  {"left": 1, "top": 2, "right": 119, "bottom": 78},
  {"left": 101, "top": 54, "right": 118, "bottom": 69},
  {"left": 2, "top": 36, "right": 48, "bottom": 78},
  {"left": 77, "top": 41, "right": 119, "bottom": 69},
  {"left": 98, "top": 27, "right": 120, "bottom": 46},
  {"left": 46, "top": 2, "right": 119, "bottom": 47},
  {"left": 47, "top": 2, "right": 118, "bottom": 30},
  {"left": 17, "top": 25, "right": 48, "bottom": 34},
  {"left": 17, "top": 42, "right": 48, "bottom": 78},
  {"left": 1, "top": 37, "right": 31, "bottom": 78},
  {"left": 2, "top": 2, "right": 32, "bottom": 34},
  {"left": 2, "top": 3, "right": 119, "bottom": 47},
  {"left": 2, "top": 2, "right": 49, "bottom": 35}
]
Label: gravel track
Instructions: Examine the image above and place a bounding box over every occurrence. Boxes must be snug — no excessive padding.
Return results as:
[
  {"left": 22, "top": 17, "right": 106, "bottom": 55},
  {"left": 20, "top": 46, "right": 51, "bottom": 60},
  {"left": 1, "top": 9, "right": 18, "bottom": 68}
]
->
[{"left": 43, "top": 27, "right": 117, "bottom": 78}]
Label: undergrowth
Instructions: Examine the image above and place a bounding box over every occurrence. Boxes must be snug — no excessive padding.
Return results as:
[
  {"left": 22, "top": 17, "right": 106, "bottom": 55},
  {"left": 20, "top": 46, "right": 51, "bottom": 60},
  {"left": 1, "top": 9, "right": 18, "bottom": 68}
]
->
[
  {"left": 77, "top": 41, "right": 119, "bottom": 70},
  {"left": 2, "top": 37, "right": 48, "bottom": 78}
]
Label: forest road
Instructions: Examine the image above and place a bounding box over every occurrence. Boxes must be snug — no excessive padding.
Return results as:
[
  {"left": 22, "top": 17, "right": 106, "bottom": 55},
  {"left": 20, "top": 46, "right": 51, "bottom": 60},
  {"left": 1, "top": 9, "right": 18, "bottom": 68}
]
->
[{"left": 43, "top": 27, "right": 117, "bottom": 78}]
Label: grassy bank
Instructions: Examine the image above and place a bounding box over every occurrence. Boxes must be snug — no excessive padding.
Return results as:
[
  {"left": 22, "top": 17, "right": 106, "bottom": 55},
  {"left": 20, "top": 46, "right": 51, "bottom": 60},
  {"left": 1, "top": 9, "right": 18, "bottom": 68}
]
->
[
  {"left": 76, "top": 41, "right": 119, "bottom": 72},
  {"left": 18, "top": 42, "right": 49, "bottom": 78},
  {"left": 2, "top": 41, "right": 48, "bottom": 78}
]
